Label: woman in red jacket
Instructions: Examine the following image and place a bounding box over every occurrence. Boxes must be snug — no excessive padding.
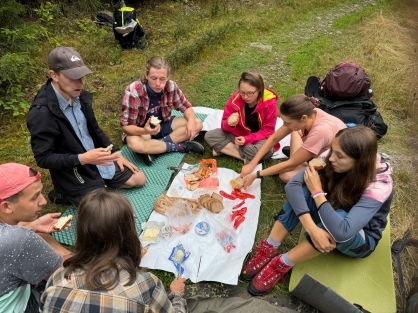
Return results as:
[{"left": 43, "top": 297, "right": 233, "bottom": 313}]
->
[{"left": 204, "top": 71, "right": 279, "bottom": 163}]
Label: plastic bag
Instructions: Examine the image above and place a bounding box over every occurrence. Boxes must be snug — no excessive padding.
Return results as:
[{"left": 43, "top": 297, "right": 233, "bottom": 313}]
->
[
  {"left": 165, "top": 200, "right": 196, "bottom": 235},
  {"left": 140, "top": 221, "right": 164, "bottom": 247},
  {"left": 168, "top": 243, "right": 191, "bottom": 276}
]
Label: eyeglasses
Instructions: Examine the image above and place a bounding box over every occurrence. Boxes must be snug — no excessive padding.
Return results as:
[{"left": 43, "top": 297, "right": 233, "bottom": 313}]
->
[{"left": 239, "top": 90, "right": 258, "bottom": 97}]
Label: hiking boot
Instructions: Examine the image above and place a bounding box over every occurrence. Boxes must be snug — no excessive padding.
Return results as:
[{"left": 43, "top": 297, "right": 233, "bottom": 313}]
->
[
  {"left": 48, "top": 190, "right": 70, "bottom": 205},
  {"left": 282, "top": 146, "right": 290, "bottom": 158},
  {"left": 181, "top": 141, "right": 205, "bottom": 154},
  {"left": 137, "top": 153, "right": 154, "bottom": 166},
  {"left": 241, "top": 239, "right": 279, "bottom": 281},
  {"left": 248, "top": 254, "right": 292, "bottom": 296}
]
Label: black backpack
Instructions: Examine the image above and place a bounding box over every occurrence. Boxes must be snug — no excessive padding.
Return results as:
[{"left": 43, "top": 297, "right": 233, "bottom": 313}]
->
[
  {"left": 305, "top": 76, "right": 388, "bottom": 139},
  {"left": 113, "top": 7, "right": 146, "bottom": 49}
]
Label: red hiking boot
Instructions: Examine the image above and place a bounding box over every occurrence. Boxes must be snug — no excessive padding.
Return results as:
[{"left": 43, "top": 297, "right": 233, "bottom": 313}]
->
[
  {"left": 248, "top": 255, "right": 292, "bottom": 296},
  {"left": 240, "top": 239, "right": 279, "bottom": 281}
]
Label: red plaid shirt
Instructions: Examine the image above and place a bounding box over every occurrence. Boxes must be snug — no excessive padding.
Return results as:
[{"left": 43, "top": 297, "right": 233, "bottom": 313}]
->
[{"left": 120, "top": 80, "right": 191, "bottom": 140}]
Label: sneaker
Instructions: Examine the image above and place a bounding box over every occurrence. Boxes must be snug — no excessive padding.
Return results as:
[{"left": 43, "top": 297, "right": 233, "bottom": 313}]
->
[
  {"left": 48, "top": 189, "right": 70, "bottom": 205},
  {"left": 137, "top": 153, "right": 154, "bottom": 166},
  {"left": 248, "top": 254, "right": 292, "bottom": 296},
  {"left": 240, "top": 239, "right": 279, "bottom": 281},
  {"left": 282, "top": 146, "right": 290, "bottom": 158},
  {"left": 181, "top": 141, "right": 205, "bottom": 154}
]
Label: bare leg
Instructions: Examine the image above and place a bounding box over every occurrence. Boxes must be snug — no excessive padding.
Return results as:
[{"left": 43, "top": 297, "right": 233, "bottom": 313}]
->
[
  {"left": 269, "top": 220, "right": 290, "bottom": 242},
  {"left": 219, "top": 142, "right": 244, "bottom": 161},
  {"left": 288, "top": 239, "right": 321, "bottom": 263},
  {"left": 126, "top": 135, "right": 167, "bottom": 154},
  {"left": 37, "top": 233, "right": 72, "bottom": 257},
  {"left": 170, "top": 117, "right": 203, "bottom": 143},
  {"left": 278, "top": 164, "right": 307, "bottom": 183},
  {"left": 120, "top": 171, "right": 146, "bottom": 188},
  {"left": 289, "top": 131, "right": 303, "bottom": 156}
]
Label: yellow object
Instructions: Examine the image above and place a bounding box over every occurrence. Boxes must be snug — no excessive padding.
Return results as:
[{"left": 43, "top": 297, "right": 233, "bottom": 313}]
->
[{"left": 142, "top": 228, "right": 160, "bottom": 241}]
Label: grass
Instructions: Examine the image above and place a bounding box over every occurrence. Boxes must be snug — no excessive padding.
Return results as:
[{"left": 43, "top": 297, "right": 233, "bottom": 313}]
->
[{"left": 1, "top": 0, "right": 418, "bottom": 310}]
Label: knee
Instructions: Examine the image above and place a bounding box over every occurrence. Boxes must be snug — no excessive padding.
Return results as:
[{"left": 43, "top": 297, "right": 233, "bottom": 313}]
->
[
  {"left": 126, "top": 137, "right": 147, "bottom": 154},
  {"left": 195, "top": 118, "right": 203, "bottom": 131},
  {"left": 130, "top": 171, "right": 146, "bottom": 187},
  {"left": 278, "top": 171, "right": 292, "bottom": 183}
]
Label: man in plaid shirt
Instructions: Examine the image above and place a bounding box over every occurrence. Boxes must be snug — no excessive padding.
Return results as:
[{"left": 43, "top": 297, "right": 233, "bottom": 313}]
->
[{"left": 121, "top": 56, "right": 204, "bottom": 165}]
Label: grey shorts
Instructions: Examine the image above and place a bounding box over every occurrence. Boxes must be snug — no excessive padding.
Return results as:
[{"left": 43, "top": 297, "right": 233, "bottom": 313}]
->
[{"left": 204, "top": 128, "right": 273, "bottom": 161}]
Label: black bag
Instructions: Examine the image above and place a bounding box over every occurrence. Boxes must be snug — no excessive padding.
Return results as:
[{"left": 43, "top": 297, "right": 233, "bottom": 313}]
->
[
  {"left": 113, "top": 7, "right": 146, "bottom": 49},
  {"left": 305, "top": 76, "right": 388, "bottom": 139}
]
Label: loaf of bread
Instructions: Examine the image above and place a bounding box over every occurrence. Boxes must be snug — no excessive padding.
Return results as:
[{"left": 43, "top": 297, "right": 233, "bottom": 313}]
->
[
  {"left": 150, "top": 116, "right": 162, "bottom": 125},
  {"left": 53, "top": 215, "right": 73, "bottom": 231},
  {"left": 154, "top": 194, "right": 200, "bottom": 215},
  {"left": 310, "top": 158, "right": 326, "bottom": 170},
  {"left": 227, "top": 112, "right": 239, "bottom": 125}
]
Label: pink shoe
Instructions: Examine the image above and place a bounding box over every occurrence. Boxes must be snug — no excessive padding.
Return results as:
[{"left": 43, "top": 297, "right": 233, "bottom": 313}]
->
[
  {"left": 248, "top": 255, "right": 292, "bottom": 296},
  {"left": 241, "top": 239, "right": 279, "bottom": 281}
]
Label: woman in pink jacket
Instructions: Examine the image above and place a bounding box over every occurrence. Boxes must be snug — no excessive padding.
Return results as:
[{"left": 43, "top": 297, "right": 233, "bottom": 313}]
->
[{"left": 204, "top": 71, "right": 279, "bottom": 162}]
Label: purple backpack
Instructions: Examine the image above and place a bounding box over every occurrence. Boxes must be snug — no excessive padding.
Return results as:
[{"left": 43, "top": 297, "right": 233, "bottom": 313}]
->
[{"left": 319, "top": 62, "right": 371, "bottom": 99}]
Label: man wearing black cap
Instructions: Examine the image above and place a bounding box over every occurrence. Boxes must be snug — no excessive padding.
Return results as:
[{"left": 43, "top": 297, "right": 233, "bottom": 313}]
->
[{"left": 27, "top": 47, "right": 146, "bottom": 207}]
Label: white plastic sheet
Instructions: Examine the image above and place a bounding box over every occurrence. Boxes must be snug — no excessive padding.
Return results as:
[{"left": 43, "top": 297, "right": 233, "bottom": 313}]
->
[{"left": 140, "top": 163, "right": 262, "bottom": 285}]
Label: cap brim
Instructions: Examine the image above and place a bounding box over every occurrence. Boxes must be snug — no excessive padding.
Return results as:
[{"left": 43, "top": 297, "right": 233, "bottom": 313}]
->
[{"left": 61, "top": 66, "right": 93, "bottom": 80}]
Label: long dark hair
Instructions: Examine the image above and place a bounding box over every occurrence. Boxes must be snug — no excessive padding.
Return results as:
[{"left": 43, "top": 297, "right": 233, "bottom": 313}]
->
[
  {"left": 320, "top": 126, "right": 377, "bottom": 212},
  {"left": 63, "top": 189, "right": 142, "bottom": 290},
  {"left": 238, "top": 71, "right": 265, "bottom": 103},
  {"left": 280, "top": 94, "right": 315, "bottom": 120}
]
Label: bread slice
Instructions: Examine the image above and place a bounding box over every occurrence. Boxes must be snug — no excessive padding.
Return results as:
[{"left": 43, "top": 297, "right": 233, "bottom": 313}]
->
[
  {"left": 150, "top": 116, "right": 162, "bottom": 125},
  {"left": 112, "top": 150, "right": 121, "bottom": 156},
  {"left": 211, "top": 192, "right": 223, "bottom": 202},
  {"left": 227, "top": 112, "right": 239, "bottom": 124},
  {"left": 53, "top": 215, "right": 73, "bottom": 231},
  {"left": 310, "top": 158, "right": 326, "bottom": 170},
  {"left": 230, "top": 176, "right": 244, "bottom": 189},
  {"left": 104, "top": 144, "right": 113, "bottom": 152}
]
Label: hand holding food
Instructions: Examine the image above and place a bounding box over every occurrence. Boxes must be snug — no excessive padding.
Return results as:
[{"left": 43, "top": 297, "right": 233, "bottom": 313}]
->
[
  {"left": 227, "top": 112, "right": 239, "bottom": 127},
  {"left": 309, "top": 158, "right": 326, "bottom": 170},
  {"left": 53, "top": 215, "right": 73, "bottom": 231}
]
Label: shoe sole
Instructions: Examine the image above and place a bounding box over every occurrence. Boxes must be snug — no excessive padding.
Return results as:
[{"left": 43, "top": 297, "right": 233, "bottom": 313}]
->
[
  {"left": 240, "top": 272, "right": 256, "bottom": 281},
  {"left": 247, "top": 281, "right": 272, "bottom": 296}
]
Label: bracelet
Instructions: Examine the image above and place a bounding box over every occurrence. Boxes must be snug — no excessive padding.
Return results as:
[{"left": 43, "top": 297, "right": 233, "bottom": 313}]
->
[
  {"left": 311, "top": 190, "right": 324, "bottom": 197},
  {"left": 312, "top": 192, "right": 325, "bottom": 199}
]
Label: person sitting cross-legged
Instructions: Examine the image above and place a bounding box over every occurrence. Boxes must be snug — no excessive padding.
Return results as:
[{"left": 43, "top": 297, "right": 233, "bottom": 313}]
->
[{"left": 120, "top": 56, "right": 204, "bottom": 166}]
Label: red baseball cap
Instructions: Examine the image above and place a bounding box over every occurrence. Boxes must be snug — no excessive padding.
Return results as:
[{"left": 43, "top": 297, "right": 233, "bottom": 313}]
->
[{"left": 0, "top": 163, "right": 41, "bottom": 200}]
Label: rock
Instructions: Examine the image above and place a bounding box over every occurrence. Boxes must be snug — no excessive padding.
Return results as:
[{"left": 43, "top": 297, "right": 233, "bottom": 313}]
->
[{"left": 249, "top": 42, "right": 272, "bottom": 51}]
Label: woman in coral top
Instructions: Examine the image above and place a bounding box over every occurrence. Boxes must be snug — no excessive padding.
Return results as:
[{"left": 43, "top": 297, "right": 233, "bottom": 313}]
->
[
  {"left": 241, "top": 94, "right": 346, "bottom": 186},
  {"left": 204, "top": 71, "right": 279, "bottom": 163}
]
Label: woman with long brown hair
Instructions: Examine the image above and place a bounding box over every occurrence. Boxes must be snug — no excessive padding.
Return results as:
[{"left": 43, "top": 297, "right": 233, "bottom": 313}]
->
[
  {"left": 40, "top": 189, "right": 187, "bottom": 312},
  {"left": 241, "top": 126, "right": 393, "bottom": 296}
]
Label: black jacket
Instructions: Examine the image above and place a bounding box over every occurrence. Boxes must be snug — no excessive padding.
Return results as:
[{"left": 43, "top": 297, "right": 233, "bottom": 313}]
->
[{"left": 27, "top": 79, "right": 117, "bottom": 197}]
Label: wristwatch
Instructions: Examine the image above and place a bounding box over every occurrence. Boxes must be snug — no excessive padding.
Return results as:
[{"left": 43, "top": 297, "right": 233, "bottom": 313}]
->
[{"left": 256, "top": 170, "right": 263, "bottom": 179}]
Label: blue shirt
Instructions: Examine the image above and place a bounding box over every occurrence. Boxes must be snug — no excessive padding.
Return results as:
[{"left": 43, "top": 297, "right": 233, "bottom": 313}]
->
[{"left": 51, "top": 83, "right": 115, "bottom": 179}]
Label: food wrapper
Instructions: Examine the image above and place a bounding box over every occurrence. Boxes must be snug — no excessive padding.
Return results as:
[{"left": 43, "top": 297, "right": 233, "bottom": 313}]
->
[
  {"left": 184, "top": 159, "right": 218, "bottom": 191},
  {"left": 168, "top": 243, "right": 191, "bottom": 276},
  {"left": 165, "top": 200, "right": 196, "bottom": 234},
  {"left": 140, "top": 221, "right": 164, "bottom": 246},
  {"left": 160, "top": 225, "right": 175, "bottom": 239}
]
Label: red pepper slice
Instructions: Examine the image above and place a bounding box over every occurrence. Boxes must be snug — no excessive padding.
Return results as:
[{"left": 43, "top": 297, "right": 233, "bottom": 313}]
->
[
  {"left": 231, "top": 190, "right": 255, "bottom": 199},
  {"left": 232, "top": 200, "right": 245, "bottom": 210},
  {"left": 233, "top": 215, "right": 245, "bottom": 229},
  {"left": 231, "top": 207, "right": 247, "bottom": 221},
  {"left": 219, "top": 190, "right": 237, "bottom": 200}
]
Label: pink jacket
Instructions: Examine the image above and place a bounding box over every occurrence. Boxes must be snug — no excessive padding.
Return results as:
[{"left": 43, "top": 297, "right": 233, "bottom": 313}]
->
[{"left": 221, "top": 88, "right": 279, "bottom": 147}]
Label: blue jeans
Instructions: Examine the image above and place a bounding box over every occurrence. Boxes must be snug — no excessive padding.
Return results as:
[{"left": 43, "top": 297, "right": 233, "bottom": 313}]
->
[{"left": 277, "top": 185, "right": 376, "bottom": 258}]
